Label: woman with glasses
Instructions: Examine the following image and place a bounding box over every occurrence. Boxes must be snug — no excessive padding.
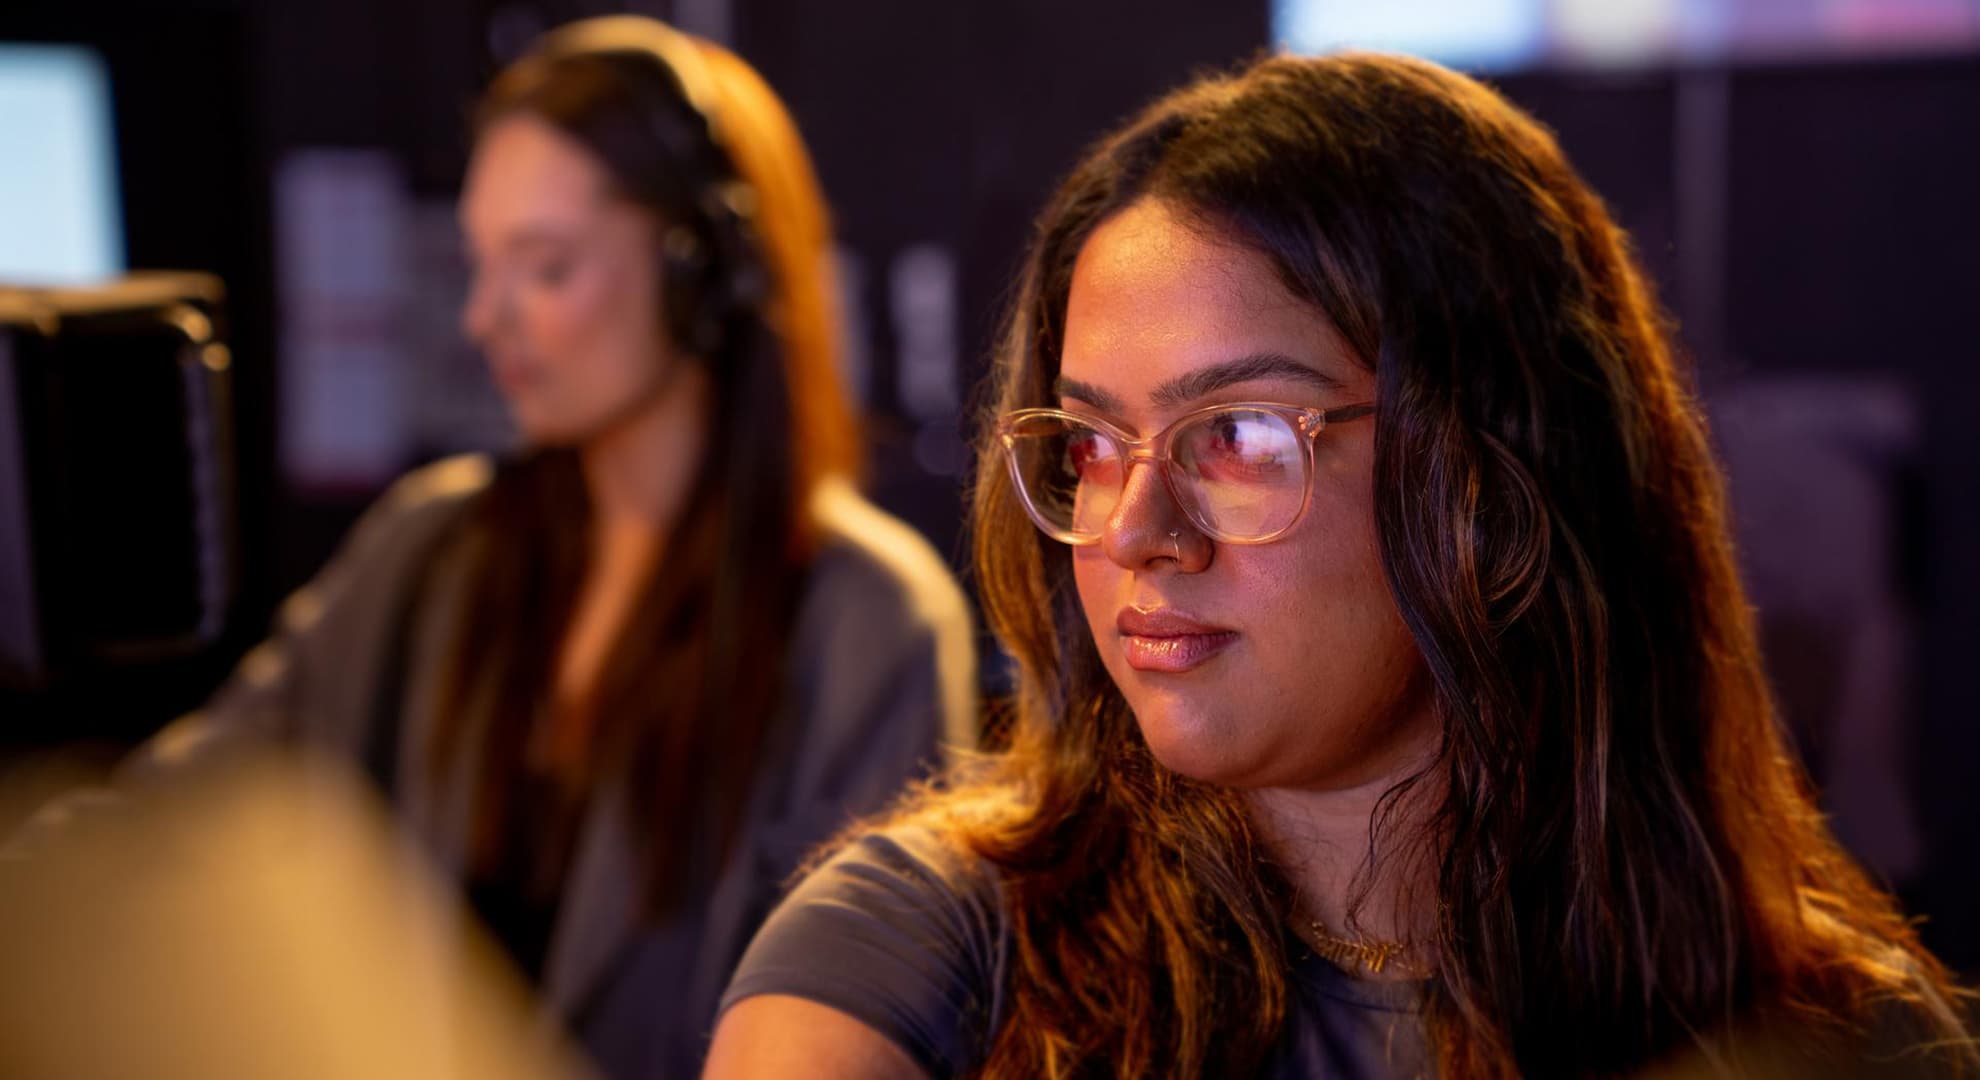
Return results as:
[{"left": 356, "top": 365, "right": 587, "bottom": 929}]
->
[
  {"left": 112, "top": 16, "right": 974, "bottom": 1078},
  {"left": 704, "top": 52, "right": 1974, "bottom": 1078}
]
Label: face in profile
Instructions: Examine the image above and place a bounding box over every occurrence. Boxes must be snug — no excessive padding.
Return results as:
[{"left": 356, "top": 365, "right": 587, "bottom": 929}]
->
[
  {"left": 458, "top": 114, "right": 678, "bottom": 446},
  {"left": 1059, "top": 197, "right": 1437, "bottom": 792}
]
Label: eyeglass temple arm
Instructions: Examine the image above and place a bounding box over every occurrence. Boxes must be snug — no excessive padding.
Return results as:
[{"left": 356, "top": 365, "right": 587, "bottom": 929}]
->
[{"left": 1307, "top": 402, "right": 1376, "bottom": 432}]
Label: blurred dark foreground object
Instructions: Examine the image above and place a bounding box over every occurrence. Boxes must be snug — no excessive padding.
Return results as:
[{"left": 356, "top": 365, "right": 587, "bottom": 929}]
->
[
  {"left": 0, "top": 747, "right": 593, "bottom": 1080},
  {"left": 0, "top": 272, "right": 237, "bottom": 707}
]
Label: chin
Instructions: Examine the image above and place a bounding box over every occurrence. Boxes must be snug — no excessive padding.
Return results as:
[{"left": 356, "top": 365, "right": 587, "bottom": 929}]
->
[
  {"left": 517, "top": 426, "right": 585, "bottom": 449},
  {"left": 1128, "top": 694, "right": 1259, "bottom": 785},
  {"left": 505, "top": 407, "right": 587, "bottom": 448}
]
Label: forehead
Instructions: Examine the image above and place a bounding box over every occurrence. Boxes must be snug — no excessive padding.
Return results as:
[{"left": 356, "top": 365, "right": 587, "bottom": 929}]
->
[
  {"left": 1059, "top": 198, "right": 1361, "bottom": 406},
  {"left": 459, "top": 114, "right": 618, "bottom": 237}
]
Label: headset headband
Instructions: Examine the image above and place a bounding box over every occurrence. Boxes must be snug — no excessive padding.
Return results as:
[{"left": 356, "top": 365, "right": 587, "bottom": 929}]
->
[{"left": 537, "top": 15, "right": 731, "bottom": 156}]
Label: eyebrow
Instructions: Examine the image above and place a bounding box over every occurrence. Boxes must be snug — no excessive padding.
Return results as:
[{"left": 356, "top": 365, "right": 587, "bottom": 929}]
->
[
  {"left": 462, "top": 225, "right": 584, "bottom": 261},
  {"left": 502, "top": 227, "right": 584, "bottom": 253},
  {"left": 1053, "top": 352, "right": 1347, "bottom": 413}
]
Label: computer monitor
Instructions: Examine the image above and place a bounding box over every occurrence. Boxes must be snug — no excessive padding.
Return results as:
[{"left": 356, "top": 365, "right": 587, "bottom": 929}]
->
[
  {"left": 0, "top": 43, "right": 124, "bottom": 285},
  {"left": 0, "top": 274, "right": 235, "bottom": 692}
]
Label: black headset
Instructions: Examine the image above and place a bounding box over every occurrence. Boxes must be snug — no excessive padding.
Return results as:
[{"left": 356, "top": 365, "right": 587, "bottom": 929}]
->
[{"left": 534, "top": 16, "right": 770, "bottom": 359}]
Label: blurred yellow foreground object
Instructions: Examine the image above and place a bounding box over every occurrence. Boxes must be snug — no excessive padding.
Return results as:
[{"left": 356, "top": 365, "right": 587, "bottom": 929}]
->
[{"left": 0, "top": 749, "right": 593, "bottom": 1080}]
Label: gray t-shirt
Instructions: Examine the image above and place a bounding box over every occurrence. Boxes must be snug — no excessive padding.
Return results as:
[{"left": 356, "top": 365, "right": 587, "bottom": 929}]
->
[{"left": 719, "top": 826, "right": 1429, "bottom": 1078}]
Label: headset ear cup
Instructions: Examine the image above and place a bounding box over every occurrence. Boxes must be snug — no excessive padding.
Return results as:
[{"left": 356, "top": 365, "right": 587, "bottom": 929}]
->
[
  {"left": 660, "top": 224, "right": 717, "bottom": 356},
  {"left": 705, "top": 180, "right": 768, "bottom": 310},
  {"left": 661, "top": 208, "right": 767, "bottom": 359},
  {"left": 720, "top": 244, "right": 769, "bottom": 324}
]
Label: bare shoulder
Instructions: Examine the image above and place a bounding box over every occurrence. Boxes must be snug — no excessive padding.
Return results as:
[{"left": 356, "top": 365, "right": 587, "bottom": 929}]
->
[{"left": 703, "top": 994, "right": 929, "bottom": 1080}]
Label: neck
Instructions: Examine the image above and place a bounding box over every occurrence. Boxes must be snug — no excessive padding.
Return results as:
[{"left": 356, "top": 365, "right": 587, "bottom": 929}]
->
[
  {"left": 577, "top": 363, "right": 711, "bottom": 548},
  {"left": 1244, "top": 727, "right": 1442, "bottom": 972},
  {"left": 539, "top": 364, "right": 711, "bottom": 755}
]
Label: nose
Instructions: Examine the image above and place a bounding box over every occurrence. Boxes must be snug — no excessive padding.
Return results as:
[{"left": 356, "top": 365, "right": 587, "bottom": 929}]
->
[
  {"left": 459, "top": 266, "right": 503, "bottom": 346},
  {"left": 1098, "top": 458, "right": 1210, "bottom": 572}
]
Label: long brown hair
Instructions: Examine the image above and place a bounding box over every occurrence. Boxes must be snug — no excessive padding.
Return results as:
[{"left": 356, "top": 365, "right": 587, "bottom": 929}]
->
[
  {"left": 922, "top": 52, "right": 1972, "bottom": 1076},
  {"left": 431, "top": 27, "right": 858, "bottom": 912}
]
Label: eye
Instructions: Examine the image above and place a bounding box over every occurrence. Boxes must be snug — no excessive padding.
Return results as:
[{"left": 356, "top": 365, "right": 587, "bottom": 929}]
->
[
  {"left": 1209, "top": 414, "right": 1281, "bottom": 459},
  {"left": 1064, "top": 429, "right": 1121, "bottom": 484},
  {"left": 530, "top": 257, "right": 574, "bottom": 287},
  {"left": 1185, "top": 409, "right": 1298, "bottom": 482}
]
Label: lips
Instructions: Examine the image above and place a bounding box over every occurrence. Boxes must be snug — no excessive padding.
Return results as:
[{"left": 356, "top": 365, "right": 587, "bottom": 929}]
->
[
  {"left": 1115, "top": 606, "right": 1238, "bottom": 674},
  {"left": 488, "top": 356, "right": 540, "bottom": 393}
]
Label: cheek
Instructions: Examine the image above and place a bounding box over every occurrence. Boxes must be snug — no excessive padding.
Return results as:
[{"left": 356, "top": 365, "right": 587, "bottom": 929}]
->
[
  {"left": 520, "top": 264, "right": 649, "bottom": 359},
  {"left": 1071, "top": 549, "right": 1120, "bottom": 644},
  {"left": 1298, "top": 495, "right": 1383, "bottom": 598},
  {"left": 521, "top": 262, "right": 668, "bottom": 404},
  {"left": 1205, "top": 518, "right": 1429, "bottom": 785},
  {"left": 1246, "top": 497, "right": 1427, "bottom": 731},
  {"left": 515, "top": 288, "right": 588, "bottom": 355}
]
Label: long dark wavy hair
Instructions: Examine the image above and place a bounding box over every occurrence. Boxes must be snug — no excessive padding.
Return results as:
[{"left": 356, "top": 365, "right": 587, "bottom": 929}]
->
[
  {"left": 919, "top": 51, "right": 1973, "bottom": 1077},
  {"left": 429, "top": 31, "right": 858, "bottom": 913}
]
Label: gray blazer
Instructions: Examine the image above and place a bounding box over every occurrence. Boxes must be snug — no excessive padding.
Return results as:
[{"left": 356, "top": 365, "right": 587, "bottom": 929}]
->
[{"left": 129, "top": 455, "right": 978, "bottom": 1078}]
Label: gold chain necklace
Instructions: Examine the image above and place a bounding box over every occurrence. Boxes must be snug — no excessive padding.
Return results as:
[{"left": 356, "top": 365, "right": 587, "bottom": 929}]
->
[{"left": 1302, "top": 916, "right": 1424, "bottom": 977}]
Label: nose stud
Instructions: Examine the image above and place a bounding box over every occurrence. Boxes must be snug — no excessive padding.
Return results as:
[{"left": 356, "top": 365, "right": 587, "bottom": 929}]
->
[{"left": 1167, "top": 529, "right": 1181, "bottom": 561}]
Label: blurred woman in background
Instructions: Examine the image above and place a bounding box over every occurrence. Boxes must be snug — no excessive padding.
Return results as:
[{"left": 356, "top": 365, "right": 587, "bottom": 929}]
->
[
  {"left": 129, "top": 15, "right": 975, "bottom": 1077},
  {"left": 706, "top": 52, "right": 1973, "bottom": 1078}
]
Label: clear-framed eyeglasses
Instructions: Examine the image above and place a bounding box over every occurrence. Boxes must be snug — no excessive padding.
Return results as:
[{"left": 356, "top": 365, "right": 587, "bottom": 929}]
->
[{"left": 995, "top": 400, "right": 1376, "bottom": 546}]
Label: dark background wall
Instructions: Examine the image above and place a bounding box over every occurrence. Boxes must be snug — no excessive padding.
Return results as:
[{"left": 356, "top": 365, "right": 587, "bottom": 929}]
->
[{"left": 3, "top": 0, "right": 1975, "bottom": 971}]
